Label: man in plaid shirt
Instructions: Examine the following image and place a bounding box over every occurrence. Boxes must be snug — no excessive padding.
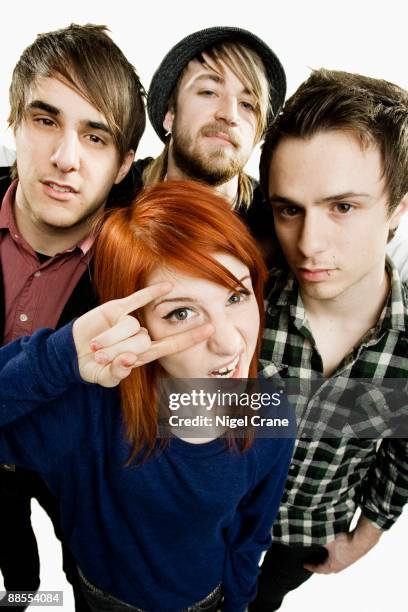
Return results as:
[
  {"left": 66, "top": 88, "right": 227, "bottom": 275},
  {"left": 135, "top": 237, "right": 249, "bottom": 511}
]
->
[{"left": 250, "top": 70, "right": 408, "bottom": 610}]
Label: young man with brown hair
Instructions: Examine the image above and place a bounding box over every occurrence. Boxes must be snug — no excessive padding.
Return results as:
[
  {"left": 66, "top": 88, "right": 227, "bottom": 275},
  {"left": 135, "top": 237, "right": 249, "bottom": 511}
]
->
[
  {"left": 0, "top": 23, "right": 146, "bottom": 611},
  {"left": 251, "top": 69, "right": 408, "bottom": 610}
]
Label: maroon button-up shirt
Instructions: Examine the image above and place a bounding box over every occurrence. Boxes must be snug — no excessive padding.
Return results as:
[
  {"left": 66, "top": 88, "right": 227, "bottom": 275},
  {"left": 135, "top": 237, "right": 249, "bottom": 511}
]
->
[{"left": 0, "top": 181, "right": 94, "bottom": 343}]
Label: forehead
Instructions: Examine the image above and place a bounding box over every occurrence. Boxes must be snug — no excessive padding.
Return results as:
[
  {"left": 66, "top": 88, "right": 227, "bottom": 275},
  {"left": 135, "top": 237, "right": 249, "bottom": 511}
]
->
[
  {"left": 177, "top": 55, "right": 251, "bottom": 95},
  {"left": 147, "top": 253, "right": 250, "bottom": 293},
  {"left": 26, "top": 76, "right": 107, "bottom": 125},
  {"left": 268, "top": 130, "right": 386, "bottom": 202}
]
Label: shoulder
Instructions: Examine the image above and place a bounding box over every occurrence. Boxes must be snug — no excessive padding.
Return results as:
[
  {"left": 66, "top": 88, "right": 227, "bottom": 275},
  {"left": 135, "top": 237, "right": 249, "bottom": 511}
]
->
[
  {"left": 252, "top": 435, "right": 295, "bottom": 471},
  {"left": 265, "top": 267, "right": 291, "bottom": 303},
  {"left": 401, "top": 282, "right": 408, "bottom": 329},
  {"left": 134, "top": 156, "right": 154, "bottom": 176},
  {"left": 105, "top": 157, "right": 153, "bottom": 209}
]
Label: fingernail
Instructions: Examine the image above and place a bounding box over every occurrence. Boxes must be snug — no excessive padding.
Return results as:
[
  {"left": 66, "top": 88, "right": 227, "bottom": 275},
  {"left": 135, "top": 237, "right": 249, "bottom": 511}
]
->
[
  {"left": 94, "top": 352, "right": 108, "bottom": 364},
  {"left": 123, "top": 356, "right": 137, "bottom": 367},
  {"left": 90, "top": 340, "right": 103, "bottom": 351}
]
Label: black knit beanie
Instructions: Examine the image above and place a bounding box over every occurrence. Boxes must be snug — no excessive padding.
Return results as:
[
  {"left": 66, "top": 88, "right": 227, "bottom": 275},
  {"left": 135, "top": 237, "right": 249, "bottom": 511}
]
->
[{"left": 148, "top": 26, "right": 286, "bottom": 142}]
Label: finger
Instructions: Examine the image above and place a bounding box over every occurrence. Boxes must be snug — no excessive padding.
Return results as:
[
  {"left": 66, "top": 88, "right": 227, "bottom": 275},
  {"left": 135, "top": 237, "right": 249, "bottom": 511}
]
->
[
  {"left": 115, "top": 282, "right": 173, "bottom": 318},
  {"left": 93, "top": 331, "right": 151, "bottom": 364},
  {"left": 108, "top": 353, "right": 139, "bottom": 383},
  {"left": 137, "top": 323, "right": 214, "bottom": 365},
  {"left": 90, "top": 316, "right": 142, "bottom": 350}
]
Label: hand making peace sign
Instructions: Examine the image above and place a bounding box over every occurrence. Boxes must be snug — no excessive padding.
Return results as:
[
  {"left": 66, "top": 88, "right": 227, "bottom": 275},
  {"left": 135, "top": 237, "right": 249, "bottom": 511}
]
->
[{"left": 72, "top": 282, "right": 214, "bottom": 388}]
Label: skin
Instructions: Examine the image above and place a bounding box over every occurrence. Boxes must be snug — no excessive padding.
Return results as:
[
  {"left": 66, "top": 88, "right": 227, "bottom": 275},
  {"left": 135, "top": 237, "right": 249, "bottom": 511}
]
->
[
  {"left": 268, "top": 130, "right": 407, "bottom": 307},
  {"left": 269, "top": 130, "right": 408, "bottom": 376},
  {"left": 144, "top": 253, "right": 259, "bottom": 379},
  {"left": 74, "top": 254, "right": 259, "bottom": 444},
  {"left": 164, "top": 55, "right": 258, "bottom": 201},
  {"left": 74, "top": 254, "right": 259, "bottom": 386},
  {"left": 13, "top": 76, "right": 134, "bottom": 256},
  {"left": 73, "top": 282, "right": 215, "bottom": 387},
  {"left": 268, "top": 129, "right": 408, "bottom": 573}
]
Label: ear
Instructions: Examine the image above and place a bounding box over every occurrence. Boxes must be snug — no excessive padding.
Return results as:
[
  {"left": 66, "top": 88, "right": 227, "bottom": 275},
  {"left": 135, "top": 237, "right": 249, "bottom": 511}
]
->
[
  {"left": 114, "top": 150, "right": 134, "bottom": 185},
  {"left": 389, "top": 192, "right": 408, "bottom": 230},
  {"left": 163, "top": 108, "right": 175, "bottom": 134}
]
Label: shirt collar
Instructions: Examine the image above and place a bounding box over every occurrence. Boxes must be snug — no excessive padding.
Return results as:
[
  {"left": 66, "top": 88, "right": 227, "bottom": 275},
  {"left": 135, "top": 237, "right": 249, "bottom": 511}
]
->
[
  {"left": 0, "top": 179, "right": 19, "bottom": 234},
  {"left": 267, "top": 256, "right": 408, "bottom": 336},
  {"left": 378, "top": 256, "right": 407, "bottom": 333}
]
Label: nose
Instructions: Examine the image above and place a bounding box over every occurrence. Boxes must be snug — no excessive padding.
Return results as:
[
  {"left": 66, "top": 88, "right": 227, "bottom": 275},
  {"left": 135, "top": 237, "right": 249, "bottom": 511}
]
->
[
  {"left": 207, "top": 318, "right": 242, "bottom": 357},
  {"left": 214, "top": 95, "right": 239, "bottom": 126},
  {"left": 50, "top": 131, "right": 80, "bottom": 173},
  {"left": 297, "top": 210, "right": 330, "bottom": 258}
]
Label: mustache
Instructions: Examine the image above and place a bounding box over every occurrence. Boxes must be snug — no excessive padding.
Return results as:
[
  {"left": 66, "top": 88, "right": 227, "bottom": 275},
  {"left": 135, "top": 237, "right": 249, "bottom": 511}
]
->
[{"left": 200, "top": 124, "right": 240, "bottom": 148}]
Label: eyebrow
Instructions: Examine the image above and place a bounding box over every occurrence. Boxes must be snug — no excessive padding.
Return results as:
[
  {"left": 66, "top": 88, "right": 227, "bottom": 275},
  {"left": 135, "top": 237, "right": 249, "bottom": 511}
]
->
[
  {"left": 191, "top": 72, "right": 252, "bottom": 97},
  {"left": 152, "top": 275, "right": 251, "bottom": 310},
  {"left": 27, "top": 100, "right": 112, "bottom": 135},
  {"left": 269, "top": 192, "right": 371, "bottom": 207},
  {"left": 193, "top": 73, "right": 224, "bottom": 85},
  {"left": 28, "top": 100, "right": 60, "bottom": 116}
]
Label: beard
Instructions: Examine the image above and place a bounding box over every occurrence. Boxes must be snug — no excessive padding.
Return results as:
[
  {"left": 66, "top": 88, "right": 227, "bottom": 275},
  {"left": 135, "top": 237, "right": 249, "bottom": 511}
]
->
[{"left": 171, "top": 120, "right": 250, "bottom": 186}]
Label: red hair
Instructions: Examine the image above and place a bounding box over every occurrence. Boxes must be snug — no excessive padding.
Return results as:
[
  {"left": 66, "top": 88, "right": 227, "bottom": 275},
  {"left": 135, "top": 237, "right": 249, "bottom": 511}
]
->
[{"left": 94, "top": 180, "right": 267, "bottom": 459}]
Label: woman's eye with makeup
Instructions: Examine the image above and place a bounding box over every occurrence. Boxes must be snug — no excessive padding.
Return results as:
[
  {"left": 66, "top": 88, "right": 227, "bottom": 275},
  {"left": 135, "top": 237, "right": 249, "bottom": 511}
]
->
[
  {"left": 227, "top": 288, "right": 250, "bottom": 305},
  {"left": 162, "top": 307, "right": 196, "bottom": 323}
]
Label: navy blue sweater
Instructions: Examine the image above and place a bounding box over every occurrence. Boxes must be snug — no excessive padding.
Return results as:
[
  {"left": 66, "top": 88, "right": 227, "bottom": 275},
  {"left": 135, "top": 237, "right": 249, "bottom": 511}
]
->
[{"left": 0, "top": 324, "right": 294, "bottom": 611}]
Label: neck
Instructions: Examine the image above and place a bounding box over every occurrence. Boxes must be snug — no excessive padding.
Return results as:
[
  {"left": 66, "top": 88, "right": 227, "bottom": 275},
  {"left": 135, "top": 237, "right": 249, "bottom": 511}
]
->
[
  {"left": 166, "top": 159, "right": 239, "bottom": 207},
  {"left": 14, "top": 184, "right": 94, "bottom": 257},
  {"left": 301, "top": 259, "right": 390, "bottom": 330}
]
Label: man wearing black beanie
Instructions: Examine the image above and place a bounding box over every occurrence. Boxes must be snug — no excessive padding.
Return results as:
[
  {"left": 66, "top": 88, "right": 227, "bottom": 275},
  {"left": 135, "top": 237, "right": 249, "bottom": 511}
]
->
[{"left": 137, "top": 26, "right": 286, "bottom": 264}]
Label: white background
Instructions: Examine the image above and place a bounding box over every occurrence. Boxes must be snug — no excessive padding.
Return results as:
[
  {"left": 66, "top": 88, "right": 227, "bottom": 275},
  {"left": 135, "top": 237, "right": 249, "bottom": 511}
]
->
[{"left": 0, "top": 1, "right": 407, "bottom": 610}]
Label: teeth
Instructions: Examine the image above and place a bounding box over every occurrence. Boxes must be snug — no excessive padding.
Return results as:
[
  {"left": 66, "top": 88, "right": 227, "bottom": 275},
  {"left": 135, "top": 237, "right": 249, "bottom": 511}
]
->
[
  {"left": 211, "top": 355, "right": 240, "bottom": 378},
  {"left": 49, "top": 183, "right": 72, "bottom": 193}
]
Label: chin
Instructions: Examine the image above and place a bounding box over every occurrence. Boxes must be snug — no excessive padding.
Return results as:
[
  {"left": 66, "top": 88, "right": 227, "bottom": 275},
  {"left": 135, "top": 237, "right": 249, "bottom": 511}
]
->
[{"left": 301, "top": 283, "right": 344, "bottom": 301}]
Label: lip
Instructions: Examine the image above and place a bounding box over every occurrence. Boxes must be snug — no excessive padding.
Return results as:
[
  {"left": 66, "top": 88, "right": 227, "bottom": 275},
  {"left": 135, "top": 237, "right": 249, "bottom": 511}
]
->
[
  {"left": 204, "top": 131, "right": 235, "bottom": 147},
  {"left": 42, "top": 180, "right": 79, "bottom": 201},
  {"left": 208, "top": 352, "right": 243, "bottom": 378},
  {"left": 231, "top": 357, "right": 242, "bottom": 379},
  {"left": 297, "top": 267, "right": 336, "bottom": 282}
]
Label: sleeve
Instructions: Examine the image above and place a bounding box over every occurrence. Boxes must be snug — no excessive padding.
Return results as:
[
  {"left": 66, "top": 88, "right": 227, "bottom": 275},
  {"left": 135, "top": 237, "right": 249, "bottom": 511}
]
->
[
  {"left": 0, "top": 323, "right": 81, "bottom": 424},
  {"left": 0, "top": 323, "right": 89, "bottom": 472},
  {"left": 360, "top": 438, "right": 408, "bottom": 530},
  {"left": 221, "top": 436, "right": 294, "bottom": 612}
]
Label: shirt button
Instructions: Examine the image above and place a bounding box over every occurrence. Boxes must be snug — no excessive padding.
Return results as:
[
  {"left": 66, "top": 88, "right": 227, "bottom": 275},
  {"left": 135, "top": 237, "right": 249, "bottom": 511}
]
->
[
  {"left": 34, "top": 271, "right": 41, "bottom": 278},
  {"left": 289, "top": 464, "right": 296, "bottom": 471},
  {"left": 19, "top": 313, "right": 28, "bottom": 322}
]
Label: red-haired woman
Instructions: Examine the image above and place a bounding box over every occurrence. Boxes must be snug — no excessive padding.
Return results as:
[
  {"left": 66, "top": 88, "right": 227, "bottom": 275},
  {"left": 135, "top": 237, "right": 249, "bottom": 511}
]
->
[{"left": 0, "top": 181, "right": 294, "bottom": 612}]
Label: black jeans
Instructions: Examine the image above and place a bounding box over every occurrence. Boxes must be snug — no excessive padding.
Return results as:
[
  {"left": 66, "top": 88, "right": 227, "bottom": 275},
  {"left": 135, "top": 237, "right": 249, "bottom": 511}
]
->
[
  {"left": 0, "top": 466, "right": 91, "bottom": 612},
  {"left": 249, "top": 542, "right": 329, "bottom": 611},
  {"left": 79, "top": 568, "right": 223, "bottom": 612}
]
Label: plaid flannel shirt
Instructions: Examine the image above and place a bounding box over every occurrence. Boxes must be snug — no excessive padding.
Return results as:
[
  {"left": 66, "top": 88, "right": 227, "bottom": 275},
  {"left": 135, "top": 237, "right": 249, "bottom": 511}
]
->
[{"left": 260, "top": 258, "right": 408, "bottom": 545}]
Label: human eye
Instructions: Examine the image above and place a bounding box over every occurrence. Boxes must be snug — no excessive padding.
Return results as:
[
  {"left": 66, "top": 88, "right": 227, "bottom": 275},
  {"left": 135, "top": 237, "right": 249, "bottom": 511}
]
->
[
  {"left": 33, "top": 116, "right": 56, "bottom": 128},
  {"left": 240, "top": 100, "right": 256, "bottom": 112},
  {"left": 86, "top": 133, "right": 106, "bottom": 146},
  {"left": 334, "top": 202, "right": 354, "bottom": 214},
  {"left": 276, "top": 205, "right": 301, "bottom": 218},
  {"left": 198, "top": 88, "right": 217, "bottom": 97},
  {"left": 227, "top": 288, "right": 251, "bottom": 306},
  {"left": 162, "top": 307, "right": 197, "bottom": 323}
]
